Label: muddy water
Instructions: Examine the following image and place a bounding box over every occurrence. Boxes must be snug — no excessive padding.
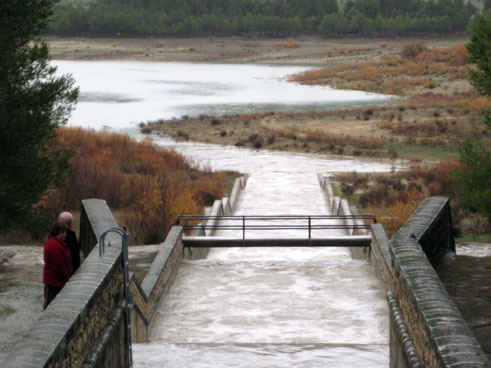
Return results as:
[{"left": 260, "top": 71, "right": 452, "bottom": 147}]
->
[{"left": 132, "top": 135, "right": 391, "bottom": 367}]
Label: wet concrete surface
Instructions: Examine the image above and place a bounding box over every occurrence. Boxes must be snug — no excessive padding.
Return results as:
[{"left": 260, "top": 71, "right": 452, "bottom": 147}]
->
[
  {"left": 439, "top": 243, "right": 491, "bottom": 361},
  {"left": 0, "top": 246, "right": 44, "bottom": 363}
]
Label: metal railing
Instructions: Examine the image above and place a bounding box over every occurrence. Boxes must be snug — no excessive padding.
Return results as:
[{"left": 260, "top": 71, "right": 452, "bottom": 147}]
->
[
  {"left": 177, "top": 215, "right": 376, "bottom": 240},
  {"left": 98, "top": 227, "right": 133, "bottom": 368}
]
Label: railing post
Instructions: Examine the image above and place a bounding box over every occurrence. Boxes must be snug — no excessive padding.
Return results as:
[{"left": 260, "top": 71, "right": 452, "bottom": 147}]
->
[
  {"left": 308, "top": 216, "right": 311, "bottom": 239},
  {"left": 242, "top": 216, "right": 245, "bottom": 240}
]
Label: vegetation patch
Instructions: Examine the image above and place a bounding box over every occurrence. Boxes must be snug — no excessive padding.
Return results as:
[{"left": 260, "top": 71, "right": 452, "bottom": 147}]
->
[
  {"left": 24, "top": 128, "right": 239, "bottom": 244},
  {"left": 332, "top": 158, "right": 490, "bottom": 238}
]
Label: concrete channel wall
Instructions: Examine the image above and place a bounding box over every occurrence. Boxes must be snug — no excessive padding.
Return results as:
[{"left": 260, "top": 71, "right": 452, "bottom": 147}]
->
[
  {"left": 318, "top": 174, "right": 370, "bottom": 260},
  {"left": 318, "top": 175, "right": 489, "bottom": 367},
  {"left": 1, "top": 176, "right": 247, "bottom": 368}
]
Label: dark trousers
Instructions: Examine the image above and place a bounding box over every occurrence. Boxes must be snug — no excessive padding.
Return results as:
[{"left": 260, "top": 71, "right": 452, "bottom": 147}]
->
[{"left": 43, "top": 284, "right": 62, "bottom": 310}]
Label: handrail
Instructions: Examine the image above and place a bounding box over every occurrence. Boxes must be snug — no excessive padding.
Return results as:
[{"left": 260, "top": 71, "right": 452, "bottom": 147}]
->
[
  {"left": 177, "top": 215, "right": 376, "bottom": 240},
  {"left": 178, "top": 215, "right": 376, "bottom": 220}
]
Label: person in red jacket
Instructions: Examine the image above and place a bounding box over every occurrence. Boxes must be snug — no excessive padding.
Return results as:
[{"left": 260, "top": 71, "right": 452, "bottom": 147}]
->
[{"left": 43, "top": 221, "right": 72, "bottom": 310}]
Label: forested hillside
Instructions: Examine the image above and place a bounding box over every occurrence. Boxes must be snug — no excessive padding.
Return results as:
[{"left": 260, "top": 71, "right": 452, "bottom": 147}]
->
[{"left": 48, "top": 0, "right": 486, "bottom": 37}]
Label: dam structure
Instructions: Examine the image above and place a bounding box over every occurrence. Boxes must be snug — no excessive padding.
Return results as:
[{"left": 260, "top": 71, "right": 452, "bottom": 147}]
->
[
  {"left": 132, "top": 173, "right": 389, "bottom": 367},
  {"left": 2, "top": 173, "right": 488, "bottom": 367}
]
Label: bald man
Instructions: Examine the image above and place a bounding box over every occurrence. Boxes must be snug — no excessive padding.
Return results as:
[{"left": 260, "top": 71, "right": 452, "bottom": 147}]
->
[{"left": 59, "top": 212, "right": 81, "bottom": 273}]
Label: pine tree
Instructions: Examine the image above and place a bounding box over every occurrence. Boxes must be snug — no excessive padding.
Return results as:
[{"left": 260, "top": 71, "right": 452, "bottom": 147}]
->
[
  {"left": 467, "top": 10, "right": 491, "bottom": 126},
  {"left": 0, "top": 0, "right": 79, "bottom": 229}
]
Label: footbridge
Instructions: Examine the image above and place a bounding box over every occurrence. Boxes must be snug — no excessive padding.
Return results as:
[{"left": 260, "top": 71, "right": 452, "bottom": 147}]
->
[
  {"left": 2, "top": 176, "right": 489, "bottom": 368},
  {"left": 178, "top": 214, "right": 375, "bottom": 248}
]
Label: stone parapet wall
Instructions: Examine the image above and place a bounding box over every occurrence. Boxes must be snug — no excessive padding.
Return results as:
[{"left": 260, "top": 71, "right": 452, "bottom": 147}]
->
[
  {"left": 131, "top": 225, "right": 185, "bottom": 341},
  {"left": 2, "top": 199, "right": 126, "bottom": 368},
  {"left": 399, "top": 197, "right": 455, "bottom": 268},
  {"left": 372, "top": 197, "right": 489, "bottom": 368},
  {"left": 82, "top": 306, "right": 125, "bottom": 368},
  {"left": 372, "top": 224, "right": 422, "bottom": 368}
]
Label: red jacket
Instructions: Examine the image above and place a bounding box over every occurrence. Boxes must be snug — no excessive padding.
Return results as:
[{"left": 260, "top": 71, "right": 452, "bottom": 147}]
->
[{"left": 43, "top": 236, "right": 72, "bottom": 287}]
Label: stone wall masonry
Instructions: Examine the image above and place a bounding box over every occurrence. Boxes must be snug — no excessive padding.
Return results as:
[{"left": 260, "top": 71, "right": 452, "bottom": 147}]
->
[
  {"left": 371, "top": 197, "right": 490, "bottom": 368},
  {"left": 82, "top": 306, "right": 125, "bottom": 368},
  {"left": 372, "top": 224, "right": 422, "bottom": 368},
  {"left": 2, "top": 199, "right": 126, "bottom": 368},
  {"left": 320, "top": 174, "right": 489, "bottom": 367},
  {"left": 389, "top": 197, "right": 489, "bottom": 367}
]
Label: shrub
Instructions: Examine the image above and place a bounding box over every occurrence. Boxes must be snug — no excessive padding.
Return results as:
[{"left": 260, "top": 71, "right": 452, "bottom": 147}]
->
[
  {"left": 352, "top": 158, "right": 465, "bottom": 236},
  {"left": 448, "top": 43, "right": 470, "bottom": 66},
  {"left": 460, "top": 213, "right": 490, "bottom": 234},
  {"left": 177, "top": 130, "right": 190, "bottom": 140},
  {"left": 401, "top": 42, "right": 428, "bottom": 60},
  {"left": 32, "top": 127, "right": 231, "bottom": 243},
  {"left": 367, "top": 188, "right": 425, "bottom": 237},
  {"left": 275, "top": 38, "right": 300, "bottom": 50}
]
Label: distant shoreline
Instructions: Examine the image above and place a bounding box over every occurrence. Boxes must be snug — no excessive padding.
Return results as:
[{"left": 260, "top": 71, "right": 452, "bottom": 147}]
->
[{"left": 46, "top": 36, "right": 468, "bottom": 65}]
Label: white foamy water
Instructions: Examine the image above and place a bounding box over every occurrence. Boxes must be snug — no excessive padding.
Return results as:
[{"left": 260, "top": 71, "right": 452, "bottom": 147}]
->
[
  {"left": 54, "top": 60, "right": 390, "bottom": 130},
  {"left": 133, "top": 148, "right": 390, "bottom": 367}
]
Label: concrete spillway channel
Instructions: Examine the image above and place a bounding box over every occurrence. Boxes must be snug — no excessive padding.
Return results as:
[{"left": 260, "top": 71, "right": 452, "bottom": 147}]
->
[{"left": 133, "top": 173, "right": 389, "bottom": 367}]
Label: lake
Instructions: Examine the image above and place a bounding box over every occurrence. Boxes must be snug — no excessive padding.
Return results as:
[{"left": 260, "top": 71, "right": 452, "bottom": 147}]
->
[{"left": 55, "top": 60, "right": 390, "bottom": 130}]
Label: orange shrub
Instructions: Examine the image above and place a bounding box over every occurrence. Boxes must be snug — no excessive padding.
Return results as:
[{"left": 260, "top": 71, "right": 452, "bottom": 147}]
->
[
  {"left": 448, "top": 44, "right": 471, "bottom": 66},
  {"left": 343, "top": 63, "right": 382, "bottom": 81},
  {"left": 275, "top": 38, "right": 300, "bottom": 49},
  {"left": 37, "top": 127, "right": 231, "bottom": 243},
  {"left": 367, "top": 187, "right": 425, "bottom": 237},
  {"left": 355, "top": 158, "right": 462, "bottom": 236},
  {"left": 270, "top": 126, "right": 300, "bottom": 139},
  {"left": 453, "top": 96, "right": 491, "bottom": 113}
]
